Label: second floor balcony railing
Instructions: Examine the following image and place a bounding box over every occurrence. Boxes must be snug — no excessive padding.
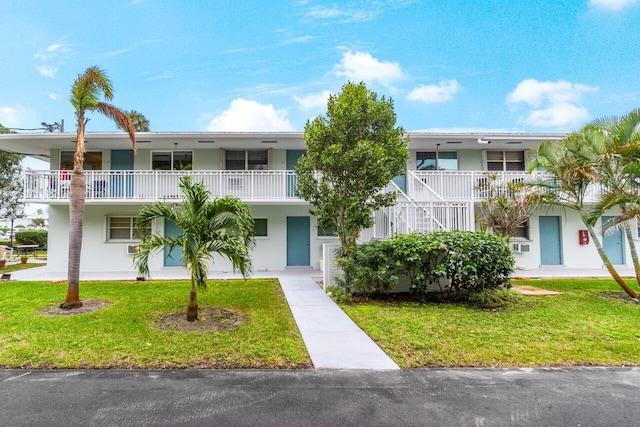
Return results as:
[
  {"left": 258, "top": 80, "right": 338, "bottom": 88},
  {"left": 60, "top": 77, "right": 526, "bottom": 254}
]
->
[
  {"left": 408, "top": 170, "right": 607, "bottom": 202},
  {"left": 23, "top": 170, "right": 303, "bottom": 202}
]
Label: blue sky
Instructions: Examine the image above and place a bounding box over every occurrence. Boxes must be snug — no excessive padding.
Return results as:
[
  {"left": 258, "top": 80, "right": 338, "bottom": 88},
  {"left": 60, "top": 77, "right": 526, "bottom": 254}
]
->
[{"left": 1, "top": 0, "right": 639, "bottom": 136}]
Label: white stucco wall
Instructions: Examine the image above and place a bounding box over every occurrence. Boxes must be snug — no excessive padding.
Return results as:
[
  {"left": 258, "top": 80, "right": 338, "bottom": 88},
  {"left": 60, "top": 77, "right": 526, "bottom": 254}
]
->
[{"left": 46, "top": 203, "right": 338, "bottom": 274}]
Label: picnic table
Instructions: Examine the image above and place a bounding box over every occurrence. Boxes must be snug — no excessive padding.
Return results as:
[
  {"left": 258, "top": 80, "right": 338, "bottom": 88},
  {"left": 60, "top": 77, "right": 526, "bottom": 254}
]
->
[{"left": 15, "top": 244, "right": 39, "bottom": 258}]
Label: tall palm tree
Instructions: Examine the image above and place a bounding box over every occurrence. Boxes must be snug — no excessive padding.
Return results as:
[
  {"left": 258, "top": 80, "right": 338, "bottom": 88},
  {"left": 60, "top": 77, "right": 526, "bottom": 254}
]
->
[
  {"left": 587, "top": 108, "right": 640, "bottom": 282},
  {"left": 62, "top": 66, "right": 136, "bottom": 309},
  {"left": 133, "top": 176, "right": 255, "bottom": 321},
  {"left": 529, "top": 126, "right": 639, "bottom": 298}
]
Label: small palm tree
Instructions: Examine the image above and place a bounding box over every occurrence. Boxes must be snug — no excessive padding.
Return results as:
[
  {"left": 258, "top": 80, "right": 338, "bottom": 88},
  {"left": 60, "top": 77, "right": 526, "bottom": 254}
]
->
[
  {"left": 133, "top": 176, "right": 255, "bottom": 321},
  {"left": 63, "top": 66, "right": 136, "bottom": 309},
  {"left": 123, "top": 110, "right": 150, "bottom": 132}
]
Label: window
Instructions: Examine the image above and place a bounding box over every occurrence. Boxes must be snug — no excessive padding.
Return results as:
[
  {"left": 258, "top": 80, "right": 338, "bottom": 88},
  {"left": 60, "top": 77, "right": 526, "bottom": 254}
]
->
[
  {"left": 253, "top": 218, "right": 268, "bottom": 237},
  {"left": 486, "top": 151, "right": 525, "bottom": 171},
  {"left": 152, "top": 151, "right": 193, "bottom": 170},
  {"left": 60, "top": 151, "right": 103, "bottom": 170},
  {"left": 107, "top": 217, "right": 150, "bottom": 241},
  {"left": 416, "top": 152, "right": 458, "bottom": 171},
  {"left": 225, "top": 150, "right": 268, "bottom": 170},
  {"left": 318, "top": 224, "right": 337, "bottom": 237},
  {"left": 513, "top": 220, "right": 530, "bottom": 239}
]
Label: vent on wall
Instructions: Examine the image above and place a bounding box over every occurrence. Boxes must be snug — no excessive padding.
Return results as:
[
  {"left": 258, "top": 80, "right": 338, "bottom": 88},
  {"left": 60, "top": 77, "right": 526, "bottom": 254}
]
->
[{"left": 126, "top": 245, "right": 139, "bottom": 255}]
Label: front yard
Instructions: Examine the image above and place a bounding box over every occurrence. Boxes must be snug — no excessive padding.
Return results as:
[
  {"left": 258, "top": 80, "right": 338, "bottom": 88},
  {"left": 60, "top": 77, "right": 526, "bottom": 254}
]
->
[
  {"left": 0, "top": 279, "right": 311, "bottom": 369},
  {"left": 339, "top": 278, "right": 640, "bottom": 368}
]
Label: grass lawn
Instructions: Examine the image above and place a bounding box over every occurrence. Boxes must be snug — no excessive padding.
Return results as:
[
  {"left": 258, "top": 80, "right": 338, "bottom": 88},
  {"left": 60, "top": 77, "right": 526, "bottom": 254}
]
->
[
  {"left": 339, "top": 278, "right": 640, "bottom": 368},
  {"left": 1, "top": 262, "right": 45, "bottom": 273},
  {"left": 0, "top": 279, "right": 310, "bottom": 369}
]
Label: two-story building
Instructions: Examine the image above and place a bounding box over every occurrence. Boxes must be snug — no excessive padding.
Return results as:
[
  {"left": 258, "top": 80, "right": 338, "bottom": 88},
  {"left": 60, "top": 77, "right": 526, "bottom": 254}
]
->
[{"left": 0, "top": 131, "right": 632, "bottom": 275}]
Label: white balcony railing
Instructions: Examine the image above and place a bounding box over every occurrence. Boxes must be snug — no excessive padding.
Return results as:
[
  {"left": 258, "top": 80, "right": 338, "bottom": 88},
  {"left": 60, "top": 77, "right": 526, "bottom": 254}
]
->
[
  {"left": 408, "top": 170, "right": 606, "bottom": 202},
  {"left": 23, "top": 170, "right": 302, "bottom": 202}
]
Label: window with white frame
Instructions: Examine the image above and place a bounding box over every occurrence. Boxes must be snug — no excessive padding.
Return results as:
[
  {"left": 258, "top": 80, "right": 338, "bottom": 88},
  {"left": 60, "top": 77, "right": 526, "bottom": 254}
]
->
[
  {"left": 225, "top": 150, "right": 268, "bottom": 170},
  {"left": 106, "top": 216, "right": 151, "bottom": 241},
  {"left": 253, "top": 218, "right": 268, "bottom": 237},
  {"left": 60, "top": 151, "right": 103, "bottom": 170},
  {"left": 486, "top": 151, "right": 525, "bottom": 171},
  {"left": 152, "top": 151, "right": 193, "bottom": 171},
  {"left": 416, "top": 151, "right": 458, "bottom": 171}
]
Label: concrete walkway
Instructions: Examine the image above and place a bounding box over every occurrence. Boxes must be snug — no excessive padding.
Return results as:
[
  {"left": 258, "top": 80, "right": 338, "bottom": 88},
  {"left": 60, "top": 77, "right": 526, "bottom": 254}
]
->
[
  {"left": 278, "top": 273, "right": 398, "bottom": 370},
  {"left": 6, "top": 266, "right": 399, "bottom": 370}
]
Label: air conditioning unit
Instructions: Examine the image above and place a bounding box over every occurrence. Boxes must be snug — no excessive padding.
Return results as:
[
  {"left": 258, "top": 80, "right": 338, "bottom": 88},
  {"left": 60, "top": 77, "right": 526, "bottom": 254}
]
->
[
  {"left": 126, "top": 245, "right": 139, "bottom": 255},
  {"left": 512, "top": 243, "right": 530, "bottom": 253}
]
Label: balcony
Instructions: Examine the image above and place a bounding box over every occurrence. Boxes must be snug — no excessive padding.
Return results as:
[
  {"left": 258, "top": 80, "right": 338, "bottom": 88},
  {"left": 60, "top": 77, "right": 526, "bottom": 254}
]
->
[
  {"left": 408, "top": 170, "right": 606, "bottom": 202},
  {"left": 22, "top": 170, "right": 303, "bottom": 204}
]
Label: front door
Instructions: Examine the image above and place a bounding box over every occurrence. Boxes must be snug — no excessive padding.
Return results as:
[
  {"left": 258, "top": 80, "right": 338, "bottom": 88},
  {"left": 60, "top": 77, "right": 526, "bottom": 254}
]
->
[
  {"left": 539, "top": 216, "right": 562, "bottom": 265},
  {"left": 164, "top": 219, "right": 183, "bottom": 267},
  {"left": 287, "top": 216, "right": 310, "bottom": 266},
  {"left": 111, "top": 150, "right": 134, "bottom": 198},
  {"left": 602, "top": 216, "right": 625, "bottom": 265}
]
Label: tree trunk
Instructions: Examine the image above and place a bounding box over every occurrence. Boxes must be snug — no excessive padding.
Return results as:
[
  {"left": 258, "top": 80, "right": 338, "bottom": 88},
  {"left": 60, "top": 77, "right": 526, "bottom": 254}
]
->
[
  {"left": 187, "top": 289, "right": 198, "bottom": 321},
  {"left": 62, "top": 122, "right": 86, "bottom": 309},
  {"left": 623, "top": 223, "right": 640, "bottom": 287},
  {"left": 585, "top": 222, "right": 639, "bottom": 298}
]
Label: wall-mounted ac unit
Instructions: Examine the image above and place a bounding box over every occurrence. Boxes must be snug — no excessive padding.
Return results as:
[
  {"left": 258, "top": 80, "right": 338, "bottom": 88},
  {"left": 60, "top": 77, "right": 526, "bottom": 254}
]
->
[
  {"left": 512, "top": 243, "right": 530, "bottom": 253},
  {"left": 126, "top": 245, "right": 139, "bottom": 255}
]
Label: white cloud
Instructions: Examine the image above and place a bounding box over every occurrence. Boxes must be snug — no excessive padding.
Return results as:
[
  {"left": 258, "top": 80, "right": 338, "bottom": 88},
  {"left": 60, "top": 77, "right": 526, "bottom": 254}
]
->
[
  {"left": 33, "top": 35, "right": 71, "bottom": 60},
  {"left": 293, "top": 91, "right": 331, "bottom": 111},
  {"left": 589, "top": 0, "right": 639, "bottom": 11},
  {"left": 525, "top": 103, "right": 591, "bottom": 128},
  {"left": 507, "top": 79, "right": 598, "bottom": 128},
  {"left": 334, "top": 51, "right": 406, "bottom": 87},
  {"left": 36, "top": 66, "right": 58, "bottom": 78},
  {"left": 205, "top": 98, "right": 295, "bottom": 132},
  {"left": 47, "top": 92, "right": 60, "bottom": 100},
  {"left": 407, "top": 80, "right": 461, "bottom": 103},
  {"left": 0, "top": 105, "right": 35, "bottom": 128}
]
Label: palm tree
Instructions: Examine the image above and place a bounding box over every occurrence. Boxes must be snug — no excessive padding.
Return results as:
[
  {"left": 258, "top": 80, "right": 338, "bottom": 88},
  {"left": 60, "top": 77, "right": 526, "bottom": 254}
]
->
[
  {"left": 587, "top": 108, "right": 640, "bottom": 283},
  {"left": 133, "top": 176, "right": 255, "bottom": 321},
  {"left": 62, "top": 66, "right": 136, "bottom": 309},
  {"left": 123, "top": 110, "right": 150, "bottom": 132},
  {"left": 529, "top": 126, "right": 639, "bottom": 298}
]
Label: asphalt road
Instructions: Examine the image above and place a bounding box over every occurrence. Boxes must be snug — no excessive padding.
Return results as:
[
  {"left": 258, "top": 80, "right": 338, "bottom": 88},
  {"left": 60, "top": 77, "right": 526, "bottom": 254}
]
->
[{"left": 1, "top": 368, "right": 639, "bottom": 426}]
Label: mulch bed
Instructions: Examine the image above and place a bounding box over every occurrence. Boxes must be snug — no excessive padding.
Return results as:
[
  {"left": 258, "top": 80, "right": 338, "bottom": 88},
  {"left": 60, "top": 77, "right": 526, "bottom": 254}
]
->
[{"left": 155, "top": 307, "right": 246, "bottom": 333}]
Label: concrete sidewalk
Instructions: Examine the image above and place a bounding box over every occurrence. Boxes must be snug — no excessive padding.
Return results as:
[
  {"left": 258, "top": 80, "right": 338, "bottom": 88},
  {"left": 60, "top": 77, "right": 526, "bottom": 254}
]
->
[{"left": 7, "top": 265, "right": 399, "bottom": 370}]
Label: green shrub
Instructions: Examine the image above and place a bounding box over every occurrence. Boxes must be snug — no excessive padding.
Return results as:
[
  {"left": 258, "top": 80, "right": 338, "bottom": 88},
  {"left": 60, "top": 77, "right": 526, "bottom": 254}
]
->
[
  {"left": 338, "top": 231, "right": 514, "bottom": 299},
  {"left": 432, "top": 230, "right": 514, "bottom": 293},
  {"left": 15, "top": 230, "right": 48, "bottom": 246},
  {"left": 326, "top": 285, "right": 352, "bottom": 303}
]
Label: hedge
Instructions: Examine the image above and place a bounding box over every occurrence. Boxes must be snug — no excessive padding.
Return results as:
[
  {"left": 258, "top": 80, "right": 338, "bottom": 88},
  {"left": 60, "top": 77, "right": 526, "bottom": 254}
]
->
[
  {"left": 15, "top": 230, "right": 48, "bottom": 247},
  {"left": 339, "top": 231, "right": 514, "bottom": 297}
]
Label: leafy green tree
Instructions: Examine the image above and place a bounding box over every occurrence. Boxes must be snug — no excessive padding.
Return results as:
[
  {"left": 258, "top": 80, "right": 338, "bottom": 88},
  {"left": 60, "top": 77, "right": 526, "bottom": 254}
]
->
[
  {"left": 134, "top": 176, "right": 255, "bottom": 321},
  {"left": 295, "top": 81, "right": 408, "bottom": 260},
  {"left": 121, "top": 110, "right": 150, "bottom": 132},
  {"left": 64, "top": 66, "right": 137, "bottom": 309},
  {"left": 0, "top": 124, "right": 24, "bottom": 222},
  {"left": 529, "top": 125, "right": 640, "bottom": 298}
]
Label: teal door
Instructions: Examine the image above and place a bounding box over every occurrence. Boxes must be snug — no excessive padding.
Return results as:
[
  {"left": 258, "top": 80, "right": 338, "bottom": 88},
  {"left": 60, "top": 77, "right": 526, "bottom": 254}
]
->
[
  {"left": 602, "top": 216, "right": 625, "bottom": 264},
  {"left": 286, "top": 150, "right": 305, "bottom": 198},
  {"left": 539, "top": 216, "right": 562, "bottom": 265},
  {"left": 111, "top": 150, "right": 134, "bottom": 198},
  {"left": 164, "top": 219, "right": 183, "bottom": 266},
  {"left": 287, "top": 216, "right": 310, "bottom": 266}
]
